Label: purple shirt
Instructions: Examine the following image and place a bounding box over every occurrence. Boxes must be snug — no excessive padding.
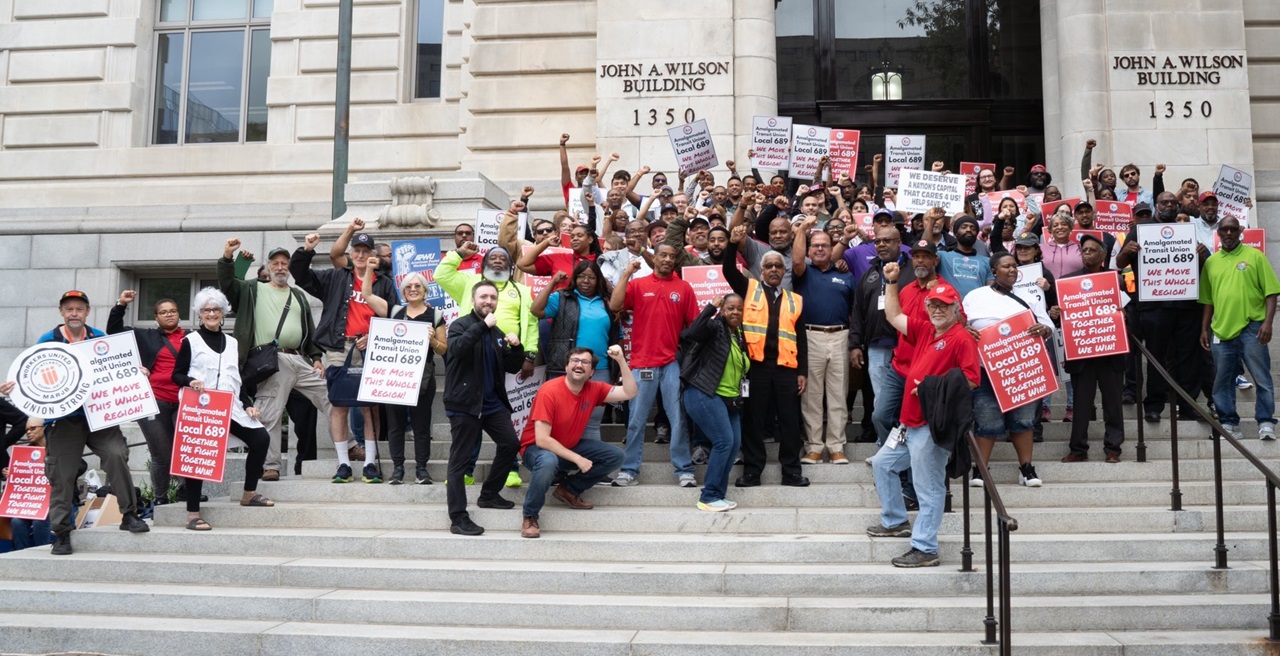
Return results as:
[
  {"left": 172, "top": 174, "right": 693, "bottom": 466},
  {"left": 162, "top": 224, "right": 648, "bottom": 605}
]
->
[{"left": 843, "top": 242, "right": 913, "bottom": 281}]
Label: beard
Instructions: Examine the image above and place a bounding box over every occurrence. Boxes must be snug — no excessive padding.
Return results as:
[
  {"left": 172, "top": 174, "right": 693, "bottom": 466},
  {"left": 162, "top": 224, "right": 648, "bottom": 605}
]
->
[
  {"left": 957, "top": 232, "right": 977, "bottom": 248},
  {"left": 914, "top": 266, "right": 931, "bottom": 280},
  {"left": 483, "top": 268, "right": 510, "bottom": 284},
  {"left": 271, "top": 270, "right": 290, "bottom": 285}
]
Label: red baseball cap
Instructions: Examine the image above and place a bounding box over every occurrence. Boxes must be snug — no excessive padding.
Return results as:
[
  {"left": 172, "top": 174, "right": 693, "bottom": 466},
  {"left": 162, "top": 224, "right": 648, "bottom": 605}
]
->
[
  {"left": 925, "top": 283, "right": 960, "bottom": 305},
  {"left": 1029, "top": 164, "right": 1048, "bottom": 174},
  {"left": 1198, "top": 191, "right": 1218, "bottom": 204}
]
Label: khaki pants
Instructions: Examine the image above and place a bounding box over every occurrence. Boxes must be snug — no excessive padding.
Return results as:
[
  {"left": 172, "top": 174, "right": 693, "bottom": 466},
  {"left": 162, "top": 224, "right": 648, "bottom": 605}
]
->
[
  {"left": 254, "top": 353, "right": 333, "bottom": 471},
  {"left": 801, "top": 328, "right": 849, "bottom": 454}
]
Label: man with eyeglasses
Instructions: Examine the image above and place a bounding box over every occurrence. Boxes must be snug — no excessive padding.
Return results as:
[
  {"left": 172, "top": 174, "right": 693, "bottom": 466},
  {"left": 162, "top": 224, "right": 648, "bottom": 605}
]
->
[
  {"left": 452, "top": 223, "right": 484, "bottom": 275},
  {"left": 1116, "top": 164, "right": 1153, "bottom": 207},
  {"left": 1199, "top": 217, "right": 1280, "bottom": 441},
  {"left": 217, "top": 238, "right": 331, "bottom": 482}
]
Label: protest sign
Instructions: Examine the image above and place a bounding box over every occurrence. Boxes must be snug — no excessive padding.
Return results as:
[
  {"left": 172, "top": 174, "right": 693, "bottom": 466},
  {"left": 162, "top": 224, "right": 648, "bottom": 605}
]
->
[
  {"left": 1092, "top": 201, "right": 1133, "bottom": 234},
  {"left": 1013, "top": 263, "right": 1047, "bottom": 315},
  {"left": 682, "top": 265, "right": 734, "bottom": 307},
  {"left": 1068, "top": 229, "right": 1105, "bottom": 246},
  {"left": 667, "top": 119, "right": 718, "bottom": 175},
  {"left": 981, "top": 190, "right": 1027, "bottom": 225},
  {"left": 1058, "top": 272, "right": 1129, "bottom": 361},
  {"left": 507, "top": 365, "right": 546, "bottom": 437},
  {"left": 391, "top": 238, "right": 445, "bottom": 306},
  {"left": 1213, "top": 228, "right": 1265, "bottom": 253},
  {"left": 76, "top": 332, "right": 158, "bottom": 431},
  {"left": 358, "top": 317, "right": 431, "bottom": 406},
  {"left": 827, "top": 129, "right": 861, "bottom": 179},
  {"left": 897, "top": 169, "right": 966, "bottom": 215},
  {"left": 1136, "top": 223, "right": 1199, "bottom": 301},
  {"left": 750, "top": 116, "right": 792, "bottom": 169},
  {"left": 4, "top": 342, "right": 93, "bottom": 419},
  {"left": 959, "top": 161, "right": 996, "bottom": 196},
  {"left": 0, "top": 446, "right": 50, "bottom": 520},
  {"left": 884, "top": 135, "right": 925, "bottom": 188},
  {"left": 977, "top": 310, "right": 1059, "bottom": 413},
  {"left": 474, "top": 209, "right": 526, "bottom": 253},
  {"left": 170, "top": 387, "right": 233, "bottom": 483},
  {"left": 788, "top": 124, "right": 830, "bottom": 180},
  {"left": 852, "top": 212, "right": 875, "bottom": 239},
  {"left": 567, "top": 191, "right": 589, "bottom": 224},
  {"left": 1212, "top": 165, "right": 1253, "bottom": 225},
  {"left": 527, "top": 275, "right": 553, "bottom": 299}
]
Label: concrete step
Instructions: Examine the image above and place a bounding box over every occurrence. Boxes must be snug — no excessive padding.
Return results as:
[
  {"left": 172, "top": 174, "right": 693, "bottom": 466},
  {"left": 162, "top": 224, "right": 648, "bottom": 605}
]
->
[
  {"left": 43, "top": 521, "right": 1280, "bottom": 566},
  {"left": 0, "top": 579, "right": 1267, "bottom": 633}
]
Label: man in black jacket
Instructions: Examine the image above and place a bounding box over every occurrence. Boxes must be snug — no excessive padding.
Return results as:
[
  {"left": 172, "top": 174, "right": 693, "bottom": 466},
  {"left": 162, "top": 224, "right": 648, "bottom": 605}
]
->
[{"left": 444, "top": 280, "right": 526, "bottom": 536}]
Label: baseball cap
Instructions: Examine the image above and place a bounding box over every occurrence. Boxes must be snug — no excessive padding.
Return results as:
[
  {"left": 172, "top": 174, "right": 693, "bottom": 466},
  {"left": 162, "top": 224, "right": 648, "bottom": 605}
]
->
[
  {"left": 909, "top": 239, "right": 937, "bottom": 255},
  {"left": 660, "top": 203, "right": 678, "bottom": 214},
  {"left": 59, "top": 290, "right": 90, "bottom": 306},
  {"left": 1077, "top": 232, "right": 1105, "bottom": 249},
  {"left": 351, "top": 233, "right": 375, "bottom": 249},
  {"left": 925, "top": 283, "right": 960, "bottom": 305},
  {"left": 1014, "top": 232, "right": 1040, "bottom": 247},
  {"left": 1133, "top": 202, "right": 1153, "bottom": 215},
  {"left": 576, "top": 165, "right": 589, "bottom": 174},
  {"left": 1030, "top": 164, "right": 1048, "bottom": 174},
  {"left": 267, "top": 247, "right": 291, "bottom": 260},
  {"left": 646, "top": 221, "right": 668, "bottom": 236},
  {"left": 1074, "top": 201, "right": 1094, "bottom": 211},
  {"left": 872, "top": 208, "right": 897, "bottom": 224},
  {"left": 690, "top": 215, "right": 710, "bottom": 227},
  {"left": 1198, "top": 191, "right": 1218, "bottom": 204}
]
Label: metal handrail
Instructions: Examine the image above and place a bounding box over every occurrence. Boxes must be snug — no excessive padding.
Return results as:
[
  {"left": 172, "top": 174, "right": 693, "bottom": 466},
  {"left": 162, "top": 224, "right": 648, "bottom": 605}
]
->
[
  {"left": 1127, "top": 328, "right": 1280, "bottom": 641},
  {"left": 959, "top": 429, "right": 1017, "bottom": 655}
]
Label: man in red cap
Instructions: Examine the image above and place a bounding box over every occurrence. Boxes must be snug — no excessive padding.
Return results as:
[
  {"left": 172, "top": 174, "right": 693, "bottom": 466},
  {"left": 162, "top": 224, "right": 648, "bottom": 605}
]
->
[
  {"left": 1191, "top": 191, "right": 1221, "bottom": 252},
  {"left": 868, "top": 266, "right": 981, "bottom": 568}
]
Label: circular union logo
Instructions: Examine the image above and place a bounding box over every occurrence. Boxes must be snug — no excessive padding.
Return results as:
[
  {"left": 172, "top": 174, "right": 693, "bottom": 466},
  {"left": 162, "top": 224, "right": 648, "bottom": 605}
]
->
[
  {"left": 901, "top": 137, "right": 911, "bottom": 146},
  {"left": 93, "top": 341, "right": 109, "bottom": 356},
  {"left": 1161, "top": 226, "right": 1175, "bottom": 239},
  {"left": 198, "top": 393, "right": 212, "bottom": 407},
  {"left": 1015, "top": 270, "right": 1025, "bottom": 283},
  {"left": 669, "top": 292, "right": 682, "bottom": 302},
  {"left": 1234, "top": 172, "right": 1243, "bottom": 182},
  {"left": 1081, "top": 279, "right": 1094, "bottom": 291},
  {"left": 998, "top": 323, "right": 1012, "bottom": 337},
  {"left": 683, "top": 125, "right": 693, "bottom": 136},
  {"left": 12, "top": 344, "right": 91, "bottom": 417},
  {"left": 1110, "top": 203, "right": 1118, "bottom": 211},
  {"left": 807, "top": 127, "right": 817, "bottom": 137},
  {"left": 708, "top": 271, "right": 719, "bottom": 281},
  {"left": 30, "top": 450, "right": 41, "bottom": 462},
  {"left": 767, "top": 118, "right": 777, "bottom": 128},
  {"left": 393, "top": 323, "right": 408, "bottom": 337},
  {"left": 1238, "top": 262, "right": 1248, "bottom": 271}
]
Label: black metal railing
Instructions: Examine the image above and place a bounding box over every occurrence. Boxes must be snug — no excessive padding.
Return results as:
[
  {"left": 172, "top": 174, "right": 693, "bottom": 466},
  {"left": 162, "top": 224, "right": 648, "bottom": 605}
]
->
[
  {"left": 1128, "top": 332, "right": 1280, "bottom": 641},
  {"left": 959, "top": 430, "right": 1018, "bottom": 655}
]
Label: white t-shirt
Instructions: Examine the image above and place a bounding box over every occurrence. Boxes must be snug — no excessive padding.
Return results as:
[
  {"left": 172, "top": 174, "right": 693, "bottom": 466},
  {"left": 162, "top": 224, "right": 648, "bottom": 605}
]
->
[{"left": 962, "top": 285, "right": 1054, "bottom": 331}]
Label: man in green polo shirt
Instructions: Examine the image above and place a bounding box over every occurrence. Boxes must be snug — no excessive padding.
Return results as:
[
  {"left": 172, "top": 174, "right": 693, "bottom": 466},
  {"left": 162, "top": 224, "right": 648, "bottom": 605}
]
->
[{"left": 1198, "top": 217, "right": 1280, "bottom": 441}]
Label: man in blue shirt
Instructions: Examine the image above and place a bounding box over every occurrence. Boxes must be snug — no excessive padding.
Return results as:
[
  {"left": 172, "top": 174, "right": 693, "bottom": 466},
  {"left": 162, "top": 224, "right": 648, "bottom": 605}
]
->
[
  {"left": 793, "top": 217, "right": 856, "bottom": 464},
  {"left": 925, "top": 213, "right": 991, "bottom": 298}
]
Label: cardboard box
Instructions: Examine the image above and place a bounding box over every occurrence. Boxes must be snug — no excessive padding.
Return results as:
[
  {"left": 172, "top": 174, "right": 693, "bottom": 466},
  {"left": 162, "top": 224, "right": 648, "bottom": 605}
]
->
[{"left": 76, "top": 494, "right": 123, "bottom": 530}]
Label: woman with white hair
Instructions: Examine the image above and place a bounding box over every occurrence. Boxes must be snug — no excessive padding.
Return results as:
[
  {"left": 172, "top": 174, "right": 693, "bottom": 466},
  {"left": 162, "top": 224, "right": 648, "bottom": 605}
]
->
[
  {"left": 386, "top": 272, "right": 448, "bottom": 485},
  {"left": 171, "top": 287, "right": 275, "bottom": 531}
]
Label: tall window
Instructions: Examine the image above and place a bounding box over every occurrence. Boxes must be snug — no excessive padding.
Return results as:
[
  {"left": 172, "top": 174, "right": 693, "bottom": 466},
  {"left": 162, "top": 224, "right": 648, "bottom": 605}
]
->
[
  {"left": 153, "top": 0, "right": 272, "bottom": 145},
  {"left": 414, "top": 0, "right": 444, "bottom": 99}
]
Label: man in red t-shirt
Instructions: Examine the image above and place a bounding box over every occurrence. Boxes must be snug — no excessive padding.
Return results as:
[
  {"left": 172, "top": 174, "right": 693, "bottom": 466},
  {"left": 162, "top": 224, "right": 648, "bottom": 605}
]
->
[
  {"left": 607, "top": 245, "right": 701, "bottom": 487},
  {"left": 868, "top": 265, "right": 980, "bottom": 569},
  {"left": 518, "top": 346, "right": 637, "bottom": 538}
]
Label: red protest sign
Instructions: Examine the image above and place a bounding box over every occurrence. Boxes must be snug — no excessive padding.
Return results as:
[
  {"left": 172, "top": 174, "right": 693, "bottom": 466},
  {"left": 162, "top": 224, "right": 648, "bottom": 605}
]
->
[
  {"left": 852, "top": 212, "right": 875, "bottom": 239},
  {"left": 0, "top": 446, "right": 50, "bottom": 520},
  {"left": 828, "top": 129, "right": 861, "bottom": 179},
  {"left": 960, "top": 162, "right": 996, "bottom": 196},
  {"left": 527, "top": 275, "right": 553, "bottom": 298},
  {"left": 1041, "top": 197, "right": 1080, "bottom": 221},
  {"left": 682, "top": 265, "right": 735, "bottom": 307},
  {"left": 171, "top": 387, "right": 233, "bottom": 483},
  {"left": 1058, "top": 272, "right": 1129, "bottom": 361},
  {"left": 1213, "top": 228, "right": 1265, "bottom": 253},
  {"left": 1093, "top": 201, "right": 1133, "bottom": 234},
  {"left": 976, "top": 310, "right": 1059, "bottom": 412}
]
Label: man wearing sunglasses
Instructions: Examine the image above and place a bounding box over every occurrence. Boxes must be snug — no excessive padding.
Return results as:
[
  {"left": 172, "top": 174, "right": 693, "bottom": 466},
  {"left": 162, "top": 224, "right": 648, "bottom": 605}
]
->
[
  {"left": 1116, "top": 164, "right": 1153, "bottom": 207},
  {"left": 452, "top": 223, "right": 484, "bottom": 275}
]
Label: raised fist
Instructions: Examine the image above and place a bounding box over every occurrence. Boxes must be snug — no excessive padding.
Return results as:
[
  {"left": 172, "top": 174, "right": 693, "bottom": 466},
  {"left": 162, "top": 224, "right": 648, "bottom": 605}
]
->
[
  {"left": 607, "top": 344, "right": 624, "bottom": 360},
  {"left": 873, "top": 153, "right": 883, "bottom": 164},
  {"left": 1086, "top": 139, "right": 1097, "bottom": 150},
  {"left": 223, "top": 238, "right": 241, "bottom": 258},
  {"left": 730, "top": 224, "right": 747, "bottom": 244},
  {"left": 457, "top": 241, "right": 479, "bottom": 258},
  {"left": 304, "top": 234, "right": 321, "bottom": 251},
  {"left": 521, "top": 185, "right": 534, "bottom": 198},
  {"left": 1155, "top": 164, "right": 1166, "bottom": 175},
  {"left": 551, "top": 271, "right": 569, "bottom": 286},
  {"left": 559, "top": 133, "right": 570, "bottom": 146},
  {"left": 1003, "top": 166, "right": 1015, "bottom": 176},
  {"left": 118, "top": 290, "right": 137, "bottom": 305},
  {"left": 348, "top": 218, "right": 365, "bottom": 232},
  {"left": 931, "top": 161, "right": 945, "bottom": 172},
  {"left": 638, "top": 165, "right": 651, "bottom": 176},
  {"left": 725, "top": 160, "right": 736, "bottom": 170},
  {"left": 608, "top": 152, "right": 620, "bottom": 162},
  {"left": 882, "top": 261, "right": 900, "bottom": 282}
]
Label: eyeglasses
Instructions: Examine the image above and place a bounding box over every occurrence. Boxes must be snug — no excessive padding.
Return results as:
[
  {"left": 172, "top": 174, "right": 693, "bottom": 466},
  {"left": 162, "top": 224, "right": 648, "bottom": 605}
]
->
[
  {"left": 403, "top": 283, "right": 424, "bottom": 289},
  {"left": 200, "top": 308, "right": 223, "bottom": 315},
  {"left": 1218, "top": 226, "right": 1241, "bottom": 233},
  {"left": 567, "top": 357, "right": 594, "bottom": 366},
  {"left": 535, "top": 228, "right": 554, "bottom": 235},
  {"left": 455, "top": 231, "right": 474, "bottom": 238},
  {"left": 872, "top": 238, "right": 900, "bottom": 245},
  {"left": 1122, "top": 171, "right": 1139, "bottom": 178},
  {"left": 155, "top": 309, "right": 179, "bottom": 316}
]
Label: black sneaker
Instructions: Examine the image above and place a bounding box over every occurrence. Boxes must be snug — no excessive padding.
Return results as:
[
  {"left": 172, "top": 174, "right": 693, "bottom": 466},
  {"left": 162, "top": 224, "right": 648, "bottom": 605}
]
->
[
  {"left": 892, "top": 547, "right": 940, "bottom": 568},
  {"left": 389, "top": 465, "right": 405, "bottom": 485},
  {"left": 866, "top": 521, "right": 912, "bottom": 538},
  {"left": 362, "top": 463, "right": 383, "bottom": 484},
  {"left": 903, "top": 495, "right": 920, "bottom": 511},
  {"left": 120, "top": 513, "right": 150, "bottom": 533},
  {"left": 477, "top": 495, "right": 515, "bottom": 510},
  {"left": 50, "top": 533, "right": 72, "bottom": 555},
  {"left": 451, "top": 516, "right": 485, "bottom": 536},
  {"left": 415, "top": 466, "right": 433, "bottom": 485},
  {"left": 969, "top": 466, "right": 984, "bottom": 488},
  {"left": 1019, "top": 462, "right": 1042, "bottom": 487},
  {"left": 332, "top": 463, "right": 353, "bottom": 483}
]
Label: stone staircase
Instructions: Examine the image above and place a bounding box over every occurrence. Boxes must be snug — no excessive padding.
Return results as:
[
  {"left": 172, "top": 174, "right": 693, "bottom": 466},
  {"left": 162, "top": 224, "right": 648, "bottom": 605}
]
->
[{"left": 4, "top": 397, "right": 1280, "bottom": 654}]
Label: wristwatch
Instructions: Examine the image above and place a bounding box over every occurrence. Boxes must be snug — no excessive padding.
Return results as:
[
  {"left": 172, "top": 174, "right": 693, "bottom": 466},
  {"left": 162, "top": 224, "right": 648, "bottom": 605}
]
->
[{"left": 524, "top": 352, "right": 537, "bottom": 363}]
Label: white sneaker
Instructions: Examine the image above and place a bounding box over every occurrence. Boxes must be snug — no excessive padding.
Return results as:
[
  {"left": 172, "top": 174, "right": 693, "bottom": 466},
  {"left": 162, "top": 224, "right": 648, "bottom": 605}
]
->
[
  {"left": 1220, "top": 424, "right": 1244, "bottom": 440},
  {"left": 1236, "top": 375, "right": 1253, "bottom": 390},
  {"left": 611, "top": 472, "right": 639, "bottom": 487},
  {"left": 1260, "top": 424, "right": 1276, "bottom": 441},
  {"left": 678, "top": 473, "right": 697, "bottom": 488}
]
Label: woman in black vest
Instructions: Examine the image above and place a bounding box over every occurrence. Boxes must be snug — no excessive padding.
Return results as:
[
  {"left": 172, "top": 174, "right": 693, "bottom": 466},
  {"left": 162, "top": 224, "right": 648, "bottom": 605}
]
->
[
  {"left": 680, "top": 293, "right": 749, "bottom": 511},
  {"left": 532, "top": 259, "right": 617, "bottom": 441},
  {"left": 387, "top": 272, "right": 449, "bottom": 485}
]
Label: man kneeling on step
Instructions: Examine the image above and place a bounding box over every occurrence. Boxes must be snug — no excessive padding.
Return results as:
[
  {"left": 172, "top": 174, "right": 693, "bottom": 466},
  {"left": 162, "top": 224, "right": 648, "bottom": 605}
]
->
[{"left": 519, "top": 346, "right": 637, "bottom": 538}]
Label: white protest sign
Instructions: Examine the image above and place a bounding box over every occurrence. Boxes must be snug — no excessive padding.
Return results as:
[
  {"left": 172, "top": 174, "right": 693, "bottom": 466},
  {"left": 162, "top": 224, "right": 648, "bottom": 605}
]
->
[
  {"left": 507, "top": 365, "right": 546, "bottom": 437},
  {"left": 78, "top": 332, "right": 158, "bottom": 431},
  {"left": 1136, "top": 222, "right": 1199, "bottom": 301},
  {"left": 358, "top": 317, "right": 431, "bottom": 406},
  {"left": 667, "top": 119, "right": 718, "bottom": 175},
  {"left": 1212, "top": 164, "right": 1252, "bottom": 226},
  {"left": 788, "top": 124, "right": 830, "bottom": 180},
  {"left": 896, "top": 169, "right": 966, "bottom": 215},
  {"left": 1013, "top": 263, "right": 1047, "bottom": 316},
  {"left": 884, "top": 135, "right": 925, "bottom": 188},
  {"left": 750, "top": 116, "right": 792, "bottom": 169},
  {"left": 567, "top": 192, "right": 589, "bottom": 224},
  {"left": 5, "top": 342, "right": 93, "bottom": 419},
  {"left": 474, "top": 208, "right": 527, "bottom": 253}
]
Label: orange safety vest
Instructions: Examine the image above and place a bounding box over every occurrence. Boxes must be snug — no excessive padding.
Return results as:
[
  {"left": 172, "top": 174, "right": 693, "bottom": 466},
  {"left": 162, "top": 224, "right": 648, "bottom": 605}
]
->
[{"left": 742, "top": 278, "right": 803, "bottom": 369}]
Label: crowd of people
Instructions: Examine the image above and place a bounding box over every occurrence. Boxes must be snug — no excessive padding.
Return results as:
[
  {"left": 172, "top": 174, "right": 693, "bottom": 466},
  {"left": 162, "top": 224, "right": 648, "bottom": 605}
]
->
[{"left": 2, "top": 136, "right": 1277, "bottom": 569}]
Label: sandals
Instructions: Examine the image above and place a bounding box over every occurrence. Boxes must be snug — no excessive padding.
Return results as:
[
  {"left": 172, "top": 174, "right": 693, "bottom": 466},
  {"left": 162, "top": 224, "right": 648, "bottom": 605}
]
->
[
  {"left": 240, "top": 493, "right": 275, "bottom": 507},
  {"left": 185, "top": 517, "right": 212, "bottom": 531}
]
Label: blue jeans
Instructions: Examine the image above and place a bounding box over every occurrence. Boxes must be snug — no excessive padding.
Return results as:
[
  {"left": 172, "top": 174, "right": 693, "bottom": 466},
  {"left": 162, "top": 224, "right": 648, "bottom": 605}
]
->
[
  {"left": 521, "top": 439, "right": 623, "bottom": 518},
  {"left": 11, "top": 518, "right": 53, "bottom": 550},
  {"left": 871, "top": 424, "right": 951, "bottom": 555},
  {"left": 583, "top": 369, "right": 611, "bottom": 441},
  {"left": 1212, "top": 321, "right": 1276, "bottom": 426},
  {"left": 683, "top": 386, "right": 741, "bottom": 504},
  {"left": 622, "top": 361, "right": 693, "bottom": 477},
  {"left": 868, "top": 346, "right": 903, "bottom": 444}
]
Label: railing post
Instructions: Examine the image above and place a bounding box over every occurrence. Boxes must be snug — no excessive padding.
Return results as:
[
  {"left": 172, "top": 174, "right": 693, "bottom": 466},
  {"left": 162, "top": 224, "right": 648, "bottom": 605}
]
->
[
  {"left": 1133, "top": 333, "right": 1147, "bottom": 463},
  {"left": 1212, "top": 427, "right": 1229, "bottom": 569},
  {"left": 982, "top": 490, "right": 997, "bottom": 645},
  {"left": 1267, "top": 482, "right": 1279, "bottom": 642},
  {"left": 999, "top": 521, "right": 1013, "bottom": 656},
  {"left": 1169, "top": 398, "right": 1183, "bottom": 511},
  {"left": 960, "top": 476, "right": 973, "bottom": 573}
]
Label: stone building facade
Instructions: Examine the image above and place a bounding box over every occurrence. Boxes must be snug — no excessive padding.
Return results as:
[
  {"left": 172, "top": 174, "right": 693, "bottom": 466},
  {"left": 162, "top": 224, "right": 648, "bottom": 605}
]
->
[{"left": 0, "top": 0, "right": 1276, "bottom": 369}]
